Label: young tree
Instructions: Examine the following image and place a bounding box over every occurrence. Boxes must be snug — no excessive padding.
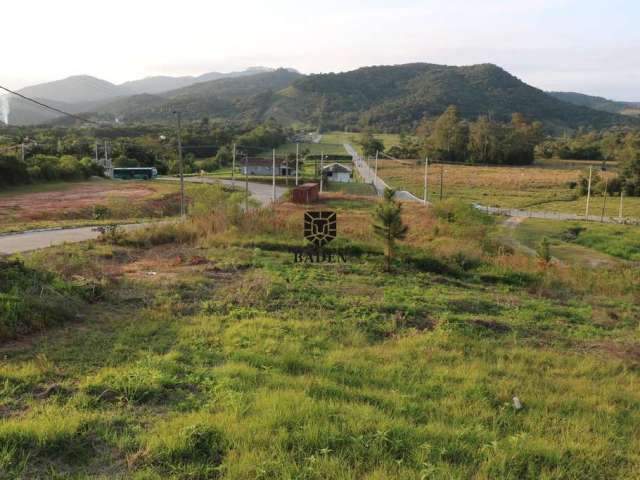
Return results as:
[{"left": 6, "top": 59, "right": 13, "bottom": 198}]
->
[
  {"left": 359, "top": 131, "right": 385, "bottom": 157},
  {"left": 536, "top": 237, "right": 552, "bottom": 267},
  {"left": 373, "top": 188, "right": 408, "bottom": 271}
]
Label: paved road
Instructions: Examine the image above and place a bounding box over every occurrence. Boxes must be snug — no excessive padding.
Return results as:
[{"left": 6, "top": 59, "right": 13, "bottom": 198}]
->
[
  {"left": 344, "top": 143, "right": 424, "bottom": 202},
  {"left": 0, "top": 223, "right": 148, "bottom": 256},
  {"left": 0, "top": 177, "right": 285, "bottom": 255},
  {"left": 159, "top": 176, "right": 287, "bottom": 206}
]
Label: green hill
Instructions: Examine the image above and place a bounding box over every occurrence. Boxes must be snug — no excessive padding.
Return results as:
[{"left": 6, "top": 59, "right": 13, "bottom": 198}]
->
[
  {"left": 548, "top": 91, "right": 640, "bottom": 117},
  {"left": 89, "top": 63, "right": 637, "bottom": 131},
  {"left": 276, "top": 63, "right": 634, "bottom": 131},
  {"left": 94, "top": 69, "right": 304, "bottom": 123}
]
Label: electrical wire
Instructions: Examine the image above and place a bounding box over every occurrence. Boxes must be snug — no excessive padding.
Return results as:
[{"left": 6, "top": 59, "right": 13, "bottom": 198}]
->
[{"left": 0, "top": 85, "right": 100, "bottom": 125}]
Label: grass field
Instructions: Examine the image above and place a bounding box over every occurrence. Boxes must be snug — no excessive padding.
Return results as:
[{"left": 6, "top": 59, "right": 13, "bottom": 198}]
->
[
  {"left": 503, "top": 218, "right": 640, "bottom": 264},
  {"left": 325, "top": 182, "right": 376, "bottom": 196},
  {"left": 376, "top": 159, "right": 640, "bottom": 218},
  {"left": 321, "top": 132, "right": 413, "bottom": 155},
  {"left": 1, "top": 189, "right": 639, "bottom": 478},
  {"left": 259, "top": 142, "right": 348, "bottom": 157}
]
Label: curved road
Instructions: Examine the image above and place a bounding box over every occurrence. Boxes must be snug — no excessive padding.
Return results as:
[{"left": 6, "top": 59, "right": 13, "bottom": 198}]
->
[{"left": 0, "top": 177, "right": 285, "bottom": 255}]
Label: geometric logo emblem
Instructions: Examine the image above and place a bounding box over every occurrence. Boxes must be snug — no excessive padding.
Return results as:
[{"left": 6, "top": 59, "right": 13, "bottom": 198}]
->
[{"left": 304, "top": 211, "right": 337, "bottom": 248}]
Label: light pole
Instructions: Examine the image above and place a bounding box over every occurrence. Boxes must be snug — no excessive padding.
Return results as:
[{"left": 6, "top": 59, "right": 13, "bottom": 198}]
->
[{"left": 173, "top": 111, "right": 185, "bottom": 218}]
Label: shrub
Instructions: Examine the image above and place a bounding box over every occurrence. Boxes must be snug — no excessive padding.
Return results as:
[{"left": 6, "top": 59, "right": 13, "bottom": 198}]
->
[
  {"left": 92, "top": 205, "right": 111, "bottom": 220},
  {"left": 0, "top": 259, "right": 86, "bottom": 340}
]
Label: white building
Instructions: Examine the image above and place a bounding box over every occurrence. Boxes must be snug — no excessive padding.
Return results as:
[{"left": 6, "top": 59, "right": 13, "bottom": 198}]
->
[{"left": 322, "top": 163, "right": 353, "bottom": 183}]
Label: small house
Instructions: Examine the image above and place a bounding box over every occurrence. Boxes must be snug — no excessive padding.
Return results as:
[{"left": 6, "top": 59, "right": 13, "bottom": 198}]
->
[
  {"left": 241, "top": 158, "right": 297, "bottom": 176},
  {"left": 322, "top": 163, "right": 352, "bottom": 183}
]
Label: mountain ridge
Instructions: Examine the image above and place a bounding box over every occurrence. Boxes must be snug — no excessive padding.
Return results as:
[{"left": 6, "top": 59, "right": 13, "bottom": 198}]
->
[
  {"left": 548, "top": 91, "right": 640, "bottom": 117},
  {"left": 3, "top": 63, "right": 638, "bottom": 130}
]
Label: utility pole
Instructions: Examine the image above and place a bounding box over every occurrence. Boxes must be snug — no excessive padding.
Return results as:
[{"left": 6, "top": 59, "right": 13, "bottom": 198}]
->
[
  {"left": 585, "top": 166, "right": 593, "bottom": 219},
  {"left": 232, "top": 143, "right": 236, "bottom": 187},
  {"left": 173, "top": 111, "right": 185, "bottom": 218},
  {"left": 320, "top": 151, "right": 324, "bottom": 193},
  {"left": 95, "top": 142, "right": 98, "bottom": 164},
  {"left": 423, "top": 156, "right": 429, "bottom": 204},
  {"left": 601, "top": 177, "right": 608, "bottom": 222},
  {"left": 244, "top": 155, "right": 249, "bottom": 211},
  {"left": 439, "top": 163, "right": 444, "bottom": 200},
  {"left": 374, "top": 150, "right": 379, "bottom": 182},
  {"left": 20, "top": 143, "right": 25, "bottom": 163},
  {"left": 272, "top": 149, "right": 276, "bottom": 203},
  {"left": 103, "top": 140, "right": 112, "bottom": 178},
  {"left": 295, "top": 143, "right": 299, "bottom": 186},
  {"left": 619, "top": 191, "right": 624, "bottom": 220}
]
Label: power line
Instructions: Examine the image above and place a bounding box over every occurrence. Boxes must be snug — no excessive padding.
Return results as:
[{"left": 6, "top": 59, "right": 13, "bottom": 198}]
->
[{"left": 0, "top": 84, "right": 100, "bottom": 125}]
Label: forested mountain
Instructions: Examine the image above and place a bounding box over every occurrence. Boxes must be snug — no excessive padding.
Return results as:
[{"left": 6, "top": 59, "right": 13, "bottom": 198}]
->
[
  {"left": 2, "top": 68, "right": 293, "bottom": 125},
  {"left": 4, "top": 63, "right": 638, "bottom": 131},
  {"left": 18, "top": 75, "right": 123, "bottom": 104},
  {"left": 93, "top": 69, "right": 304, "bottom": 123},
  {"left": 548, "top": 91, "right": 640, "bottom": 117},
  {"left": 118, "top": 66, "right": 287, "bottom": 95},
  {"left": 273, "top": 63, "right": 633, "bottom": 131},
  {"left": 94, "top": 63, "right": 638, "bottom": 131}
]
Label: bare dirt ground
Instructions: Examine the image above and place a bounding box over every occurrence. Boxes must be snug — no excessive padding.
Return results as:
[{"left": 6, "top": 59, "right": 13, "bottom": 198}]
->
[{"left": 0, "top": 182, "right": 160, "bottom": 222}]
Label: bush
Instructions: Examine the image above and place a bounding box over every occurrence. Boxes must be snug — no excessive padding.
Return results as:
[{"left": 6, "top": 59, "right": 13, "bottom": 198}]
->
[
  {"left": 92, "top": 205, "right": 111, "bottom": 220},
  {"left": 0, "top": 259, "right": 86, "bottom": 340}
]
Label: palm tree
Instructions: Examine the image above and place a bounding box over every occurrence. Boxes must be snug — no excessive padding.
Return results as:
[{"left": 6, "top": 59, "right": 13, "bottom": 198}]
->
[{"left": 373, "top": 188, "right": 408, "bottom": 271}]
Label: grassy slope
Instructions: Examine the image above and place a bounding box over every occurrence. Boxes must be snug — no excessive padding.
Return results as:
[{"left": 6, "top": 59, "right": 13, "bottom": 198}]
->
[
  {"left": 0, "top": 196, "right": 639, "bottom": 478},
  {"left": 321, "top": 132, "right": 411, "bottom": 155},
  {"left": 509, "top": 218, "right": 640, "bottom": 263}
]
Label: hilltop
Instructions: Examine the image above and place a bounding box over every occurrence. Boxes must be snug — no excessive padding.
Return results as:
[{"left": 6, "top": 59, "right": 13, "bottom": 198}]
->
[
  {"left": 93, "top": 63, "right": 638, "bottom": 131},
  {"left": 3, "top": 63, "right": 637, "bottom": 131}
]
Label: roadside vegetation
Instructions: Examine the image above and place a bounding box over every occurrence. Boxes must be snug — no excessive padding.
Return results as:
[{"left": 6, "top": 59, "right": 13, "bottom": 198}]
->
[{"left": 1, "top": 186, "right": 638, "bottom": 478}]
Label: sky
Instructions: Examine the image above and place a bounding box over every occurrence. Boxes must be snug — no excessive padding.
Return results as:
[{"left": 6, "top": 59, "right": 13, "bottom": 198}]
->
[{"left": 1, "top": 0, "right": 639, "bottom": 100}]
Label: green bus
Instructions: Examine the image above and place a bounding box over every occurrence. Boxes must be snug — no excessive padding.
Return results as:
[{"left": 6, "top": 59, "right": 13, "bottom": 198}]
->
[{"left": 112, "top": 167, "right": 158, "bottom": 180}]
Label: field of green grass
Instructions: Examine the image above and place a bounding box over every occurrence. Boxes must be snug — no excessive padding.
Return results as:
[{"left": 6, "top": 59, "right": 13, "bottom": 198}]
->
[
  {"left": 321, "top": 132, "right": 413, "bottom": 155},
  {"left": 504, "top": 218, "right": 640, "bottom": 264},
  {"left": 325, "top": 182, "right": 376, "bottom": 196},
  {"left": 259, "top": 142, "right": 348, "bottom": 157},
  {"left": 1, "top": 189, "right": 639, "bottom": 478}
]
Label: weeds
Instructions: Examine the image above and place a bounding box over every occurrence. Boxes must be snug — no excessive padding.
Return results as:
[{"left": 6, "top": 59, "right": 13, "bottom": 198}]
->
[{"left": 1, "top": 188, "right": 638, "bottom": 478}]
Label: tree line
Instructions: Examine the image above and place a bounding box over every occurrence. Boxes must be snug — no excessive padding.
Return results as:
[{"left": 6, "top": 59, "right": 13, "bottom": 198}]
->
[
  {"left": 360, "top": 106, "right": 544, "bottom": 165},
  {"left": 0, "top": 119, "right": 290, "bottom": 187}
]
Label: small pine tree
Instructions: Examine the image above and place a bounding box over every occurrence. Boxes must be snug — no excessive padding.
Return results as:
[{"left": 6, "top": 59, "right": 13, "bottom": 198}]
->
[
  {"left": 373, "top": 188, "right": 408, "bottom": 271},
  {"left": 383, "top": 188, "right": 395, "bottom": 202},
  {"left": 536, "top": 237, "right": 552, "bottom": 266}
]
